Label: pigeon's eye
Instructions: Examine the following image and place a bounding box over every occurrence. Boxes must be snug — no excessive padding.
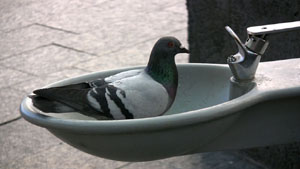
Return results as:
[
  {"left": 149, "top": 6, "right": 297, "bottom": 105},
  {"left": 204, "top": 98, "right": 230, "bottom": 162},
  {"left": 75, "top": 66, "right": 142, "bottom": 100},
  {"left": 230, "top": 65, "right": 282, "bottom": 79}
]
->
[{"left": 167, "top": 42, "right": 174, "bottom": 48}]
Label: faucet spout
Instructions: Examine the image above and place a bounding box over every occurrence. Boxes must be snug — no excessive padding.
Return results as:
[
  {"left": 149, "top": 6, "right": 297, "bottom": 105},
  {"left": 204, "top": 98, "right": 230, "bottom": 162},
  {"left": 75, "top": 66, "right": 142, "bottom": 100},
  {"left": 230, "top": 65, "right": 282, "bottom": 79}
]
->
[
  {"left": 226, "top": 21, "right": 300, "bottom": 82},
  {"left": 225, "top": 26, "right": 261, "bottom": 82}
]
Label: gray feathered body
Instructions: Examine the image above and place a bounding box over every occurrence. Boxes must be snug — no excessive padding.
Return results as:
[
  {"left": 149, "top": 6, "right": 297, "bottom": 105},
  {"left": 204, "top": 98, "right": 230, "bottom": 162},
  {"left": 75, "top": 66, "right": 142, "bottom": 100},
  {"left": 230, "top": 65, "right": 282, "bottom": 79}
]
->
[{"left": 32, "top": 69, "right": 170, "bottom": 120}]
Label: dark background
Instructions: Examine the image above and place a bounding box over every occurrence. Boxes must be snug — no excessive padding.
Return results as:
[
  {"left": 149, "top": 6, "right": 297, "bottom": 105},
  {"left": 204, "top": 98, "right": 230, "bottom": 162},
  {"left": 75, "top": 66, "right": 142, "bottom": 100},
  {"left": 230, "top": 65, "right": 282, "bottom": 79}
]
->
[
  {"left": 187, "top": 0, "right": 300, "bottom": 168},
  {"left": 188, "top": 0, "right": 300, "bottom": 63}
]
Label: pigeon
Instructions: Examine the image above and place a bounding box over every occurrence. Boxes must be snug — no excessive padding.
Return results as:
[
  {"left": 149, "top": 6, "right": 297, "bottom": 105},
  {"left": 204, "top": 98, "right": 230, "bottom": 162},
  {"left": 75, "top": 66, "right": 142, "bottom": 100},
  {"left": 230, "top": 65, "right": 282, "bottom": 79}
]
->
[{"left": 30, "top": 37, "right": 189, "bottom": 120}]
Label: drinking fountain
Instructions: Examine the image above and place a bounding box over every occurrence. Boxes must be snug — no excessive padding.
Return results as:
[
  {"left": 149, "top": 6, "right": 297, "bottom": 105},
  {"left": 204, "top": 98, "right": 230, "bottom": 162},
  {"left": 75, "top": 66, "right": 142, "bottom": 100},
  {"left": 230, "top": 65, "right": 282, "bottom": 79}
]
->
[{"left": 20, "top": 21, "right": 300, "bottom": 162}]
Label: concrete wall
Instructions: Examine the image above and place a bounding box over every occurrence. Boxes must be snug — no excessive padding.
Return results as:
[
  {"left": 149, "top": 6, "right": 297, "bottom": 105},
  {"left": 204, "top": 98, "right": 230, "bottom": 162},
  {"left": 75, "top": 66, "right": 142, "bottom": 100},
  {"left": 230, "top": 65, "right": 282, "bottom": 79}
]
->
[
  {"left": 187, "top": 0, "right": 300, "bottom": 63},
  {"left": 187, "top": 0, "right": 300, "bottom": 168}
]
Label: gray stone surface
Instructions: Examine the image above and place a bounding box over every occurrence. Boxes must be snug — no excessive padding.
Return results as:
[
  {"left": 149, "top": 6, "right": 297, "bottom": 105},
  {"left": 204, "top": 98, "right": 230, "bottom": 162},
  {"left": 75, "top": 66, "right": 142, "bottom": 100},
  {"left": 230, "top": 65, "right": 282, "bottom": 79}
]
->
[
  {"left": 0, "top": 24, "right": 76, "bottom": 59},
  {"left": 7, "top": 140, "right": 127, "bottom": 169},
  {"left": 123, "top": 152, "right": 264, "bottom": 169},
  {"left": 0, "top": 119, "right": 61, "bottom": 167},
  {"left": 0, "top": 45, "right": 96, "bottom": 77},
  {"left": 74, "top": 28, "right": 189, "bottom": 72},
  {"left": 55, "top": 11, "right": 187, "bottom": 57},
  {"left": 0, "top": 87, "right": 26, "bottom": 124},
  {"left": 0, "top": 0, "right": 264, "bottom": 168},
  {"left": 0, "top": 65, "right": 34, "bottom": 88},
  {"left": 13, "top": 68, "right": 90, "bottom": 94}
]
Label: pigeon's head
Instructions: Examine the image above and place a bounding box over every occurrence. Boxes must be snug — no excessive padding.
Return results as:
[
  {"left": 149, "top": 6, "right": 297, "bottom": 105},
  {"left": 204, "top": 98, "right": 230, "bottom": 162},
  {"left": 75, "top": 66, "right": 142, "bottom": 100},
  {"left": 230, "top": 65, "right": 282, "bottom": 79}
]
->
[
  {"left": 152, "top": 37, "right": 189, "bottom": 58},
  {"left": 146, "top": 37, "right": 188, "bottom": 100}
]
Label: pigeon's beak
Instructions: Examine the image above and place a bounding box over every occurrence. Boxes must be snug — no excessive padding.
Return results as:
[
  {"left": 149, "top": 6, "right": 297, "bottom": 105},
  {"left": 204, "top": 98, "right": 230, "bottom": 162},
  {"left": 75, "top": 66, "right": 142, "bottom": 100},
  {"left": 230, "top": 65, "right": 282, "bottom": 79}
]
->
[{"left": 179, "top": 46, "right": 189, "bottom": 53}]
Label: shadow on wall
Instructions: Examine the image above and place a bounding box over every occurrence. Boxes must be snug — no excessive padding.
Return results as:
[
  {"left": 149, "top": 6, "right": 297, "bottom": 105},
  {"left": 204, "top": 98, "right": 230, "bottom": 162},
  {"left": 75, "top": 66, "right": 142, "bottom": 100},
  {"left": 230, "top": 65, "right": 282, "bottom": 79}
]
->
[{"left": 187, "top": 0, "right": 300, "bottom": 63}]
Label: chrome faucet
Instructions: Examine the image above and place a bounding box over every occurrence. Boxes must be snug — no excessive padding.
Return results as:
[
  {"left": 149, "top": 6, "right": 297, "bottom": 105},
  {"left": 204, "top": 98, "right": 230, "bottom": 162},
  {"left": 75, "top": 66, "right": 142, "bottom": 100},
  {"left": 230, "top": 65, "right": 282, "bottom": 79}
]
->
[{"left": 226, "top": 21, "right": 300, "bottom": 82}]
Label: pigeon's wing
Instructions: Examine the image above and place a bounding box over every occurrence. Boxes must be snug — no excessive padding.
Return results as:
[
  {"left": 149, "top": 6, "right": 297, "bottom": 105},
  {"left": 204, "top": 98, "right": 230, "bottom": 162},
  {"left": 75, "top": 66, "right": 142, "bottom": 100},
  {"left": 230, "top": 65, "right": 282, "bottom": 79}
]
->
[
  {"left": 104, "top": 69, "right": 142, "bottom": 83},
  {"left": 87, "top": 69, "right": 142, "bottom": 87},
  {"left": 32, "top": 83, "right": 112, "bottom": 119},
  {"left": 100, "top": 71, "right": 170, "bottom": 119},
  {"left": 88, "top": 79, "right": 107, "bottom": 87}
]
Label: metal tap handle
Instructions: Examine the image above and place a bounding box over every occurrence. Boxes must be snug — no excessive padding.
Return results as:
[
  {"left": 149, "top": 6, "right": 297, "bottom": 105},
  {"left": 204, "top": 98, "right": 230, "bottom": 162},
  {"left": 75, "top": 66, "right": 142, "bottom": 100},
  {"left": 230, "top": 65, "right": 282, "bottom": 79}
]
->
[
  {"left": 247, "top": 21, "right": 300, "bottom": 36},
  {"left": 246, "top": 21, "right": 300, "bottom": 55}
]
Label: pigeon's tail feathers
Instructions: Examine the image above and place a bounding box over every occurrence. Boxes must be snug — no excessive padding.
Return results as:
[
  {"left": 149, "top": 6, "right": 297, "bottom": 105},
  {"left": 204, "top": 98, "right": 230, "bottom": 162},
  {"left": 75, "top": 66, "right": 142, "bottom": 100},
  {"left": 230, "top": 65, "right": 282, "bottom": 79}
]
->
[
  {"left": 29, "top": 94, "right": 112, "bottom": 120},
  {"left": 30, "top": 82, "right": 92, "bottom": 113},
  {"left": 29, "top": 95, "right": 75, "bottom": 113},
  {"left": 32, "top": 85, "right": 111, "bottom": 119},
  {"left": 33, "top": 86, "right": 92, "bottom": 112}
]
